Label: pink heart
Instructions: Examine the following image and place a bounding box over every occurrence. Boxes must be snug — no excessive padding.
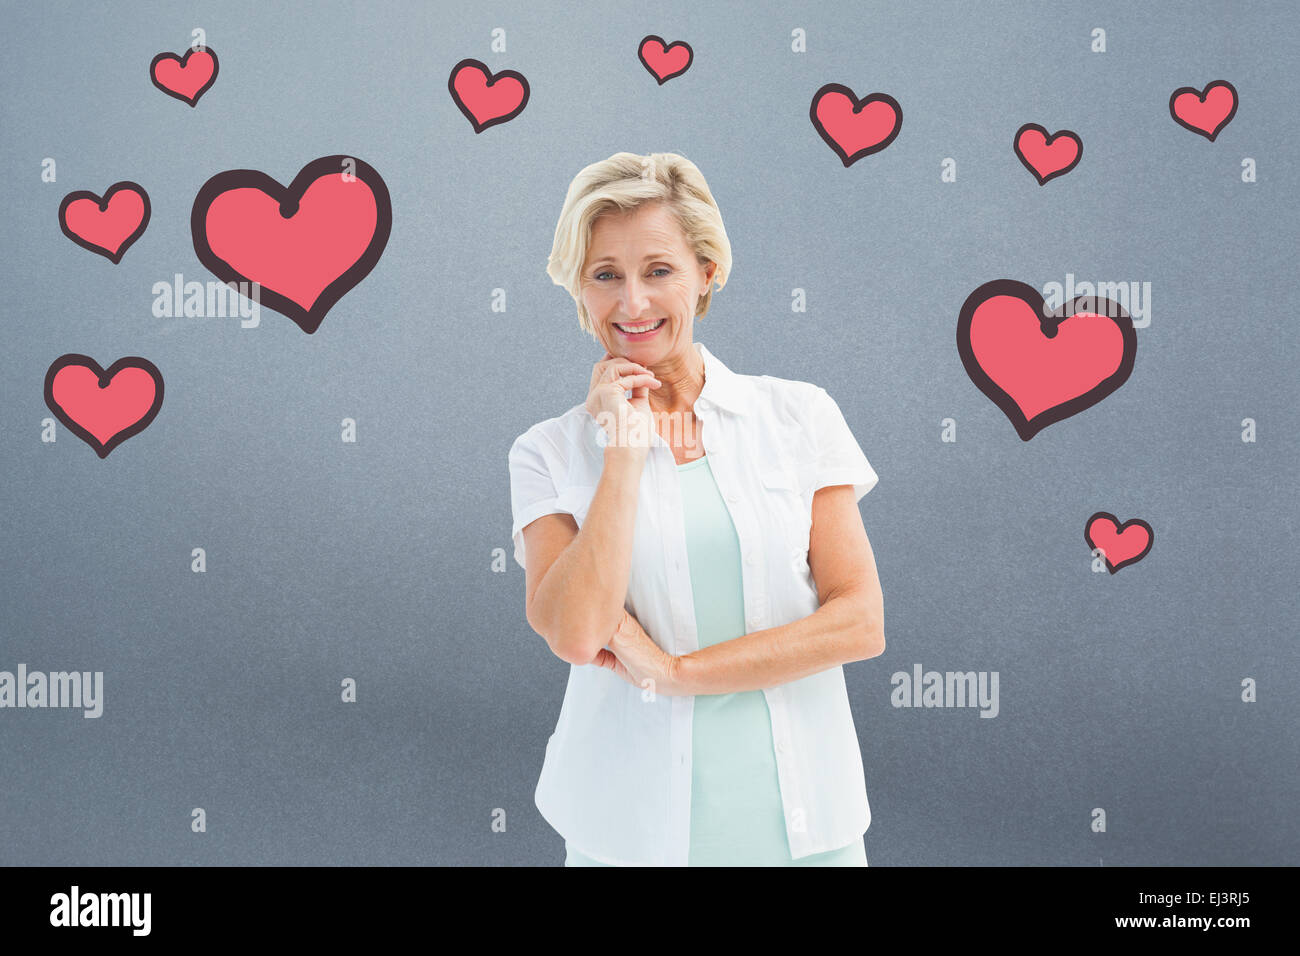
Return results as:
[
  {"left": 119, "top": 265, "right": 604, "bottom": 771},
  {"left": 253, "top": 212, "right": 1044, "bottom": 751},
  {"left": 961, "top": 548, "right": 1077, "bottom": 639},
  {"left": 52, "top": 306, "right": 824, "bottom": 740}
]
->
[
  {"left": 957, "top": 280, "right": 1137, "bottom": 440},
  {"left": 190, "top": 155, "right": 393, "bottom": 334},
  {"left": 1085, "top": 513, "right": 1154, "bottom": 573},
  {"left": 44, "top": 355, "right": 164, "bottom": 458},
  {"left": 1169, "top": 80, "right": 1238, "bottom": 141},
  {"left": 150, "top": 47, "right": 219, "bottom": 106},
  {"left": 448, "top": 58, "right": 530, "bottom": 132},
  {"left": 58, "top": 182, "right": 151, "bottom": 264},
  {"left": 810, "top": 84, "right": 902, "bottom": 166},
  {"left": 1014, "top": 124, "right": 1082, "bottom": 185},
  {"left": 638, "top": 35, "right": 693, "bottom": 84}
]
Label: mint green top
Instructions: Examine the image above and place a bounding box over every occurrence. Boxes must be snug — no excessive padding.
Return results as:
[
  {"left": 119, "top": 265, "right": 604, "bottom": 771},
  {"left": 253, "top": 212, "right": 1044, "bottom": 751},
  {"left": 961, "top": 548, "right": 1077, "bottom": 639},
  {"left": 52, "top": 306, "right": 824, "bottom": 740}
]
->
[{"left": 565, "top": 454, "right": 866, "bottom": 866}]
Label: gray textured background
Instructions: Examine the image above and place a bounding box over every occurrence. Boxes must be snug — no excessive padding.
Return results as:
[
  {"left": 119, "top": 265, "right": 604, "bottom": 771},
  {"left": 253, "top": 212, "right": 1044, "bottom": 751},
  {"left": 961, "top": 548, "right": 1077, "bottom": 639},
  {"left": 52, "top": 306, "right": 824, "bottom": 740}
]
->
[{"left": 2, "top": 0, "right": 1297, "bottom": 866}]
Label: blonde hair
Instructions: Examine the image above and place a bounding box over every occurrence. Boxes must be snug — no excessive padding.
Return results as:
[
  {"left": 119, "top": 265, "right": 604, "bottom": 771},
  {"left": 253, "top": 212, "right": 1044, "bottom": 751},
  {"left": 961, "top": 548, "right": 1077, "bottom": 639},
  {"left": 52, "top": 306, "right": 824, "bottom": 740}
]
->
[{"left": 546, "top": 152, "right": 732, "bottom": 337}]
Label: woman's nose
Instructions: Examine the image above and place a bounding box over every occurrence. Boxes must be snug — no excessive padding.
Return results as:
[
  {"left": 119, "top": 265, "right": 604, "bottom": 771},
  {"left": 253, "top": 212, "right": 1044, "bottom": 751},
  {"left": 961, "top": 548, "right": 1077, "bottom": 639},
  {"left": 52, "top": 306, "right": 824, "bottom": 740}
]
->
[{"left": 621, "top": 276, "right": 651, "bottom": 316}]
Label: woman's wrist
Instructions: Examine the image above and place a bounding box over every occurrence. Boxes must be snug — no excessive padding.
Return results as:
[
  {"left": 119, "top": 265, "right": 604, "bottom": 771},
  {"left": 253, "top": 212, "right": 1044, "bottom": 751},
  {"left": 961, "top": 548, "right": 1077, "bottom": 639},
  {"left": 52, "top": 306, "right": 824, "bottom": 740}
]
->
[
  {"left": 603, "top": 444, "right": 648, "bottom": 471},
  {"left": 670, "top": 650, "right": 700, "bottom": 695}
]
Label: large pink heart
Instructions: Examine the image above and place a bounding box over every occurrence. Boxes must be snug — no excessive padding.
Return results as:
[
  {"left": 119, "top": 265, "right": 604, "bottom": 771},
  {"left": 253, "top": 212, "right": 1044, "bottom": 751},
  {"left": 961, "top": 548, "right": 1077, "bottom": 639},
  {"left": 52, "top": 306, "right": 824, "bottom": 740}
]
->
[
  {"left": 190, "top": 155, "right": 393, "bottom": 334},
  {"left": 957, "top": 279, "right": 1137, "bottom": 440}
]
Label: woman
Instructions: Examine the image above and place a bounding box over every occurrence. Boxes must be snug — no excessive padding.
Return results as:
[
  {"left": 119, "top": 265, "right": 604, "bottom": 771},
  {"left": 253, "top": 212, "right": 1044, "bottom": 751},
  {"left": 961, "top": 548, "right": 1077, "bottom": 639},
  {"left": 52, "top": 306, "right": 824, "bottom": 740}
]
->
[{"left": 509, "top": 151, "right": 885, "bottom": 866}]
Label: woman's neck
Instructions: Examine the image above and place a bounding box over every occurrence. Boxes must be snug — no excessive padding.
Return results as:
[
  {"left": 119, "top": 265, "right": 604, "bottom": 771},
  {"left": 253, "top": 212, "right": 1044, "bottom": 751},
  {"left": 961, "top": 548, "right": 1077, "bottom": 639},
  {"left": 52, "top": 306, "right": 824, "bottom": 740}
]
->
[{"left": 646, "top": 345, "right": 706, "bottom": 417}]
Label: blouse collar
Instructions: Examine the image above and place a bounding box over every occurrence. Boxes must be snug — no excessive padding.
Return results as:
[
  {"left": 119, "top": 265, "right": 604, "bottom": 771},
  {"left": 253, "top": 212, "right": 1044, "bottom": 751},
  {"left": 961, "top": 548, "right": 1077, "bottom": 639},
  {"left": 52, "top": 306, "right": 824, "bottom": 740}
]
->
[{"left": 693, "top": 341, "right": 751, "bottom": 417}]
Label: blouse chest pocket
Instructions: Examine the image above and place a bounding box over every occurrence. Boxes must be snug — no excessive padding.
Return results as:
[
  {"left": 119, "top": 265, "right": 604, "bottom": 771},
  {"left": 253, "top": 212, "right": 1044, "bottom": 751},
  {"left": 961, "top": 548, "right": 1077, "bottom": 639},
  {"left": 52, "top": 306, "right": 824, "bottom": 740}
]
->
[
  {"left": 760, "top": 465, "right": 813, "bottom": 569},
  {"left": 556, "top": 483, "right": 598, "bottom": 526}
]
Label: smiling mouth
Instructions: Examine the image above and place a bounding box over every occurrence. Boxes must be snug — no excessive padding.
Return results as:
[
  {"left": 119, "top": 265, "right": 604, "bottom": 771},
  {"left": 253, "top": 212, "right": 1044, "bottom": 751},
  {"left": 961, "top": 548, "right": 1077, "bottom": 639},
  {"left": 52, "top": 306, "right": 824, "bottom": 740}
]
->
[{"left": 614, "top": 318, "right": 667, "bottom": 334}]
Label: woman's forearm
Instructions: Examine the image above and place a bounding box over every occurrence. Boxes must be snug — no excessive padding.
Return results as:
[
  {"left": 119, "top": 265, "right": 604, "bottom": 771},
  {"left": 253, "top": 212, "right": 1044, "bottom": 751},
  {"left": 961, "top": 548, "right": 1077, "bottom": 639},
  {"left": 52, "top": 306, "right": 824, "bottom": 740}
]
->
[
  {"left": 530, "top": 446, "right": 645, "bottom": 664},
  {"left": 677, "top": 587, "right": 884, "bottom": 695}
]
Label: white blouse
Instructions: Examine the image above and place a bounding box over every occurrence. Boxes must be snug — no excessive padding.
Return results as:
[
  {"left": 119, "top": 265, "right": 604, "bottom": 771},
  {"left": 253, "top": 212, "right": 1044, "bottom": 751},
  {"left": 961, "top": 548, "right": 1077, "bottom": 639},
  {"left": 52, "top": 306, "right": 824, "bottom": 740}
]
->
[{"left": 508, "top": 340, "right": 880, "bottom": 865}]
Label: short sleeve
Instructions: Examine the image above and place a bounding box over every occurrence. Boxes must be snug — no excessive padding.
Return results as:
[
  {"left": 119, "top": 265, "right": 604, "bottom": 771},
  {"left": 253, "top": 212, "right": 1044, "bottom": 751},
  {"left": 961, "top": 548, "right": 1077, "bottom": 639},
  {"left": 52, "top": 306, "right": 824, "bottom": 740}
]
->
[
  {"left": 810, "top": 386, "right": 879, "bottom": 502},
  {"left": 508, "top": 430, "right": 564, "bottom": 569}
]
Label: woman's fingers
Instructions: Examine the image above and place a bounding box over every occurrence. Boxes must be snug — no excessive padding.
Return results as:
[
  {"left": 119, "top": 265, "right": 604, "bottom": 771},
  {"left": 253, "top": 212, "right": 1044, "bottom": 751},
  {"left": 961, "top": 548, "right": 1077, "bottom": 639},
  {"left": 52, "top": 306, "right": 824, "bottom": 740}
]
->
[
  {"left": 612, "top": 373, "right": 660, "bottom": 391},
  {"left": 593, "top": 648, "right": 632, "bottom": 684},
  {"left": 597, "top": 355, "right": 657, "bottom": 376},
  {"left": 586, "top": 359, "right": 660, "bottom": 452},
  {"left": 591, "top": 358, "right": 659, "bottom": 395},
  {"left": 608, "top": 362, "right": 658, "bottom": 381}
]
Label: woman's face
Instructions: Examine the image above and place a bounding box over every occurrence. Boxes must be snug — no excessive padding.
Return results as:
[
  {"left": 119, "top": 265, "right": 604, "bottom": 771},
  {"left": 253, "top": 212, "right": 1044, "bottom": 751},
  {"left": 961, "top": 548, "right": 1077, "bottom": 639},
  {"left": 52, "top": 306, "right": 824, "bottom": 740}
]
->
[{"left": 579, "top": 202, "right": 714, "bottom": 363}]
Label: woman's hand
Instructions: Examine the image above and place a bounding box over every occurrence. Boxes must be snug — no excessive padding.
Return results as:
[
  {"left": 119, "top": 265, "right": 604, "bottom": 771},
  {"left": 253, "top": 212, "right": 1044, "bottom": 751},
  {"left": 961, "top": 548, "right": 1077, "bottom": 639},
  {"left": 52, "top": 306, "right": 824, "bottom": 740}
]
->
[
  {"left": 592, "top": 609, "right": 691, "bottom": 697},
  {"left": 586, "top": 352, "right": 660, "bottom": 452}
]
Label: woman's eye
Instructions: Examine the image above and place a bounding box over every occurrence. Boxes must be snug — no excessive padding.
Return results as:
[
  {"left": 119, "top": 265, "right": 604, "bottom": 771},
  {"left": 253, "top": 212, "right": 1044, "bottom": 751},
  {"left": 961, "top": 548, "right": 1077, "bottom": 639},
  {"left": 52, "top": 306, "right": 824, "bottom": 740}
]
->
[{"left": 595, "top": 268, "right": 671, "bottom": 281}]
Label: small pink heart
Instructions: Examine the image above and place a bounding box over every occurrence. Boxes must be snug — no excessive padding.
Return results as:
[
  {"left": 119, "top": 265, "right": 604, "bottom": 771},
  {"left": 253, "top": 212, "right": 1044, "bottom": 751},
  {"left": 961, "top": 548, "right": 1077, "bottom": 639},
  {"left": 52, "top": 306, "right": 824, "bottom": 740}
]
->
[
  {"left": 44, "top": 355, "right": 165, "bottom": 458},
  {"left": 448, "top": 58, "right": 530, "bottom": 132},
  {"left": 150, "top": 47, "right": 219, "bottom": 106},
  {"left": 1085, "top": 513, "right": 1154, "bottom": 573},
  {"left": 58, "top": 182, "right": 151, "bottom": 263},
  {"left": 810, "top": 84, "right": 902, "bottom": 166},
  {"left": 1014, "top": 124, "right": 1082, "bottom": 185},
  {"left": 1169, "top": 80, "right": 1238, "bottom": 141},
  {"left": 638, "top": 36, "right": 693, "bottom": 84}
]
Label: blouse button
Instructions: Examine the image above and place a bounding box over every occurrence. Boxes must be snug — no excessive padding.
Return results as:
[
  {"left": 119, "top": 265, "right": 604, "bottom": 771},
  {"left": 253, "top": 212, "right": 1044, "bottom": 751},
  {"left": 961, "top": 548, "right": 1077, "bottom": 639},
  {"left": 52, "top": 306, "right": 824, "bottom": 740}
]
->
[
  {"left": 744, "top": 551, "right": 756, "bottom": 565},
  {"left": 726, "top": 492, "right": 738, "bottom": 503},
  {"left": 776, "top": 739, "right": 789, "bottom": 754}
]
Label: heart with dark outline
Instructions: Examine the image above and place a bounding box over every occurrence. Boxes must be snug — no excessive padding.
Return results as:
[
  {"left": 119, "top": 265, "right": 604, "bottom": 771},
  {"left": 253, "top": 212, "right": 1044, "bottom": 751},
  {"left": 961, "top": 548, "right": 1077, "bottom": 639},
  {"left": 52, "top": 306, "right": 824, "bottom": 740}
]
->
[
  {"left": 448, "top": 58, "right": 530, "bottom": 133},
  {"left": 638, "top": 35, "right": 693, "bottom": 84},
  {"left": 190, "top": 155, "right": 393, "bottom": 334},
  {"left": 1013, "top": 123, "right": 1083, "bottom": 185},
  {"left": 44, "top": 354, "right": 164, "bottom": 459},
  {"left": 1169, "top": 80, "right": 1238, "bottom": 142},
  {"left": 58, "top": 182, "right": 151, "bottom": 264},
  {"left": 957, "top": 279, "right": 1137, "bottom": 441},
  {"left": 150, "top": 46, "right": 220, "bottom": 107},
  {"left": 810, "top": 84, "right": 901, "bottom": 166},
  {"left": 1084, "top": 512, "right": 1153, "bottom": 574}
]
